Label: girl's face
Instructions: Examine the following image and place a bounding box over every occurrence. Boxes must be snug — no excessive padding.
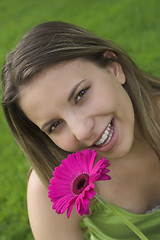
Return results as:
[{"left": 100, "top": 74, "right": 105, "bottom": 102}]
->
[{"left": 19, "top": 59, "right": 135, "bottom": 159}]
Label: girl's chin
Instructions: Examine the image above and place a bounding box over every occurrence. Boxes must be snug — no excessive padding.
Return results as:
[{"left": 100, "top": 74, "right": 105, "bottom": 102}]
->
[
  {"left": 96, "top": 145, "right": 132, "bottom": 161},
  {"left": 105, "top": 136, "right": 134, "bottom": 160},
  {"left": 95, "top": 132, "right": 134, "bottom": 160}
]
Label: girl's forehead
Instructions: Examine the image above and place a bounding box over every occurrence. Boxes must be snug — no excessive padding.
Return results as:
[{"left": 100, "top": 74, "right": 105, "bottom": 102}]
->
[
  {"left": 21, "top": 59, "right": 98, "bottom": 92},
  {"left": 18, "top": 59, "right": 94, "bottom": 123}
]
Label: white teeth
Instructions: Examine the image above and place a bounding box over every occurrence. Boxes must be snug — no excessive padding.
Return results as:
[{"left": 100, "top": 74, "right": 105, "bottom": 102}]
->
[{"left": 95, "top": 122, "right": 113, "bottom": 146}]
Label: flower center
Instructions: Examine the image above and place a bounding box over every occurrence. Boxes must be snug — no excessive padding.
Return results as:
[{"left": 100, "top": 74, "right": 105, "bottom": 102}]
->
[{"left": 72, "top": 173, "right": 89, "bottom": 195}]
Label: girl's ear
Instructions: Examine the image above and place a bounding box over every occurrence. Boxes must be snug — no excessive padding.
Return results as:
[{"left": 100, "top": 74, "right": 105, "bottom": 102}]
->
[{"left": 103, "top": 51, "right": 126, "bottom": 85}]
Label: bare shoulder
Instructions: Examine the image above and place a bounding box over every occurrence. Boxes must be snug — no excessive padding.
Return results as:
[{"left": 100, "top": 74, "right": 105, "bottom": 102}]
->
[{"left": 27, "top": 170, "right": 84, "bottom": 240}]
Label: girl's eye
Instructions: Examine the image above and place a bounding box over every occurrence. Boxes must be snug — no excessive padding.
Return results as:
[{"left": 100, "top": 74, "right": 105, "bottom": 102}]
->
[
  {"left": 48, "top": 120, "right": 62, "bottom": 134},
  {"left": 75, "top": 87, "right": 90, "bottom": 103}
]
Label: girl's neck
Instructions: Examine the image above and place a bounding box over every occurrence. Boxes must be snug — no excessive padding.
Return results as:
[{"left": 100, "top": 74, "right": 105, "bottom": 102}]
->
[{"left": 97, "top": 129, "right": 160, "bottom": 214}]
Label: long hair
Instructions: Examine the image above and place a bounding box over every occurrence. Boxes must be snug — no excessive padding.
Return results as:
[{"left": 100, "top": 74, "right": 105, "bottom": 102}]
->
[{"left": 1, "top": 21, "right": 160, "bottom": 186}]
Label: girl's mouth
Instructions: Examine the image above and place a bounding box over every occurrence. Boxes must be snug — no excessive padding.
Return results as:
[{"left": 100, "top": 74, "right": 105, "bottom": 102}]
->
[{"left": 94, "top": 120, "right": 114, "bottom": 147}]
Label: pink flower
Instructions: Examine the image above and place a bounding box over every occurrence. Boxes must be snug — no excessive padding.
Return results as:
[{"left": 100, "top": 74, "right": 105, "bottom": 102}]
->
[{"left": 48, "top": 149, "right": 111, "bottom": 218}]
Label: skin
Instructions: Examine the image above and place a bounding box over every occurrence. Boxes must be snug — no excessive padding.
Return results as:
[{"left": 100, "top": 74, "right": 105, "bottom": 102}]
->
[{"left": 19, "top": 59, "right": 160, "bottom": 240}]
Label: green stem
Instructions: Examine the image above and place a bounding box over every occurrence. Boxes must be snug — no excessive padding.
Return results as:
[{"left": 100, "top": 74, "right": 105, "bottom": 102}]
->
[{"left": 95, "top": 194, "right": 149, "bottom": 240}]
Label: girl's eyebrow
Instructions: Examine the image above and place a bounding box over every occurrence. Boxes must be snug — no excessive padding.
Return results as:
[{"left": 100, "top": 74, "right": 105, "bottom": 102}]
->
[{"left": 68, "top": 79, "right": 86, "bottom": 101}]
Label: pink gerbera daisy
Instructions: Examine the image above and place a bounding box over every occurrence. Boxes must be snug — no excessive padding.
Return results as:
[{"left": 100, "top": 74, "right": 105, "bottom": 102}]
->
[{"left": 48, "top": 149, "right": 111, "bottom": 218}]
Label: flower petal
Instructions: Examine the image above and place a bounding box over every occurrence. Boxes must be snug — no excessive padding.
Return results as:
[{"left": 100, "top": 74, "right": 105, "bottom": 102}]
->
[
  {"left": 66, "top": 195, "right": 77, "bottom": 218},
  {"left": 76, "top": 196, "right": 90, "bottom": 216},
  {"left": 89, "top": 173, "right": 101, "bottom": 183},
  {"left": 53, "top": 194, "right": 74, "bottom": 213},
  {"left": 85, "top": 188, "right": 96, "bottom": 199},
  {"left": 98, "top": 174, "right": 111, "bottom": 181},
  {"left": 81, "top": 149, "right": 97, "bottom": 173},
  {"left": 53, "top": 167, "right": 75, "bottom": 180},
  {"left": 88, "top": 150, "right": 98, "bottom": 174},
  {"left": 75, "top": 151, "right": 86, "bottom": 171},
  {"left": 91, "top": 159, "right": 110, "bottom": 175}
]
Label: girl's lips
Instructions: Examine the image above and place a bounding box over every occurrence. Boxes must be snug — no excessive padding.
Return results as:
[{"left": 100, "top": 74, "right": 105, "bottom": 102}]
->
[
  {"left": 93, "top": 119, "right": 118, "bottom": 152},
  {"left": 94, "top": 121, "right": 113, "bottom": 146}
]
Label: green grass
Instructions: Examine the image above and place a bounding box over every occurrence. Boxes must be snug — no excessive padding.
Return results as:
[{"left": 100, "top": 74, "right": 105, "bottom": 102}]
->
[{"left": 0, "top": 0, "right": 160, "bottom": 239}]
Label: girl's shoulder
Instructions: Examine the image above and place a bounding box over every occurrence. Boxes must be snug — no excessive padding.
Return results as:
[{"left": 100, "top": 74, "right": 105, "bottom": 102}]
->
[{"left": 27, "top": 170, "right": 84, "bottom": 240}]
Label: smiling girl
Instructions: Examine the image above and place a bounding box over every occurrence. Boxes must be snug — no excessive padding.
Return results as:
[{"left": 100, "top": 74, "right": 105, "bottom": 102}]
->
[{"left": 2, "top": 21, "right": 160, "bottom": 240}]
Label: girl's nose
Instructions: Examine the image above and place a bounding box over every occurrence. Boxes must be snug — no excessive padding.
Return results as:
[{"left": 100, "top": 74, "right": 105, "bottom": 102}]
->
[{"left": 67, "top": 114, "right": 94, "bottom": 141}]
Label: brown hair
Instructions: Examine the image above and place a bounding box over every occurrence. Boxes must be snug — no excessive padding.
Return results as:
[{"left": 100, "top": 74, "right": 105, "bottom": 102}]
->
[{"left": 1, "top": 21, "right": 160, "bottom": 186}]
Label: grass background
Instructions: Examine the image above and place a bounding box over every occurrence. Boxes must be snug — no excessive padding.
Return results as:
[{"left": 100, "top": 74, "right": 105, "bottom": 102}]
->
[{"left": 0, "top": 0, "right": 160, "bottom": 239}]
